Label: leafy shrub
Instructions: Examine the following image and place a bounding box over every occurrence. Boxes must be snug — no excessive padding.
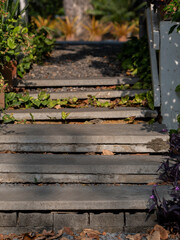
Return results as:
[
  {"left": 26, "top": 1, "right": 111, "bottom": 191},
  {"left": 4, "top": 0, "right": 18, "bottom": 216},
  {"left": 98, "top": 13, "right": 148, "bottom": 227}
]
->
[
  {"left": 88, "top": 0, "right": 145, "bottom": 24},
  {"left": 164, "top": 0, "right": 180, "bottom": 33},
  {"left": 28, "top": 0, "right": 64, "bottom": 19},
  {"left": 17, "top": 26, "right": 54, "bottom": 78}
]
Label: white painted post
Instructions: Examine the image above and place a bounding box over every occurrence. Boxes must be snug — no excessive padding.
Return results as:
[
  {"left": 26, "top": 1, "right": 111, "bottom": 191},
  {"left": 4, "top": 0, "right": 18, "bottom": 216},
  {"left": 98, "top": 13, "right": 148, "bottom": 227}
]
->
[
  {"left": 159, "top": 21, "right": 180, "bottom": 129},
  {"left": 19, "top": 0, "right": 28, "bottom": 23},
  {"left": 146, "top": 8, "right": 161, "bottom": 107}
]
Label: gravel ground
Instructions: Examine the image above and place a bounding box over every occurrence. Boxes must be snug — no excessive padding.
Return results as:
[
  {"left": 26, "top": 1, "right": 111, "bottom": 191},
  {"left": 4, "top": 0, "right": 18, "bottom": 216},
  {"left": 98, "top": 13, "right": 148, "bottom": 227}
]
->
[{"left": 23, "top": 44, "right": 123, "bottom": 80}]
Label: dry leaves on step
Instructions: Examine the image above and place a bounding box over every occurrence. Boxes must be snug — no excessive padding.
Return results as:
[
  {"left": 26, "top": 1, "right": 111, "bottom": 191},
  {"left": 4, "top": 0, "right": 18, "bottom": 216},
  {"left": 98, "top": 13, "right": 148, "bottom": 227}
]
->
[
  {"left": 147, "top": 225, "right": 169, "bottom": 240},
  {"left": 102, "top": 149, "right": 114, "bottom": 155},
  {"left": 80, "top": 229, "right": 100, "bottom": 240},
  {"left": 54, "top": 105, "right": 61, "bottom": 109},
  {"left": 63, "top": 227, "right": 74, "bottom": 236},
  {"left": 153, "top": 225, "right": 169, "bottom": 240},
  {"left": 126, "top": 233, "right": 142, "bottom": 240},
  {"left": 147, "top": 230, "right": 160, "bottom": 240},
  {"left": 22, "top": 230, "right": 63, "bottom": 240}
]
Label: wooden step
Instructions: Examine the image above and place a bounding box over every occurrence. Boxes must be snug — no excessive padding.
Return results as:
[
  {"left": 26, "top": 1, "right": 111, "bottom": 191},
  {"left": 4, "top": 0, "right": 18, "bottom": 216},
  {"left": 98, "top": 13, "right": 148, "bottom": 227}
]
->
[
  {"left": 2, "top": 107, "right": 158, "bottom": 121},
  {"left": 0, "top": 154, "right": 168, "bottom": 184},
  {"left": 0, "top": 123, "right": 169, "bottom": 153},
  {"left": 0, "top": 184, "right": 169, "bottom": 211},
  {"left": 29, "top": 90, "right": 148, "bottom": 100},
  {"left": 14, "top": 77, "right": 139, "bottom": 88}
]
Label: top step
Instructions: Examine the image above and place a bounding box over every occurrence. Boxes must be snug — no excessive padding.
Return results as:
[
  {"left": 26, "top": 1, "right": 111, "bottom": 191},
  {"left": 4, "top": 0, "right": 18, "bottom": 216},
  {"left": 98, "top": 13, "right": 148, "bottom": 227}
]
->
[{"left": 14, "top": 77, "right": 139, "bottom": 88}]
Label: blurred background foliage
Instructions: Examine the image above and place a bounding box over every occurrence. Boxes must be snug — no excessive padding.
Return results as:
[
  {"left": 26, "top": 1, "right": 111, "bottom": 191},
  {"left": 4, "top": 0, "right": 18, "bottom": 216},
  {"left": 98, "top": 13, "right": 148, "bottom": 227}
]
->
[
  {"left": 28, "top": 0, "right": 146, "bottom": 40},
  {"left": 28, "top": 0, "right": 64, "bottom": 19}
]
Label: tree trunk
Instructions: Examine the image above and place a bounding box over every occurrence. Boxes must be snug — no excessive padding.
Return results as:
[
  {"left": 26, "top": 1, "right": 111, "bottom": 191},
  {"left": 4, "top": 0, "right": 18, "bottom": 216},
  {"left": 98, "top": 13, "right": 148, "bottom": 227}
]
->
[{"left": 63, "top": 0, "right": 92, "bottom": 40}]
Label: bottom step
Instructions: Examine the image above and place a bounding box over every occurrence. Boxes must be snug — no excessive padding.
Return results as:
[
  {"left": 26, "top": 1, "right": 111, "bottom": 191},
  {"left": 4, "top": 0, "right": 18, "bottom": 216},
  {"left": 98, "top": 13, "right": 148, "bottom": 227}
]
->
[
  {"left": 0, "top": 184, "right": 169, "bottom": 211},
  {"left": 0, "top": 184, "right": 169, "bottom": 234}
]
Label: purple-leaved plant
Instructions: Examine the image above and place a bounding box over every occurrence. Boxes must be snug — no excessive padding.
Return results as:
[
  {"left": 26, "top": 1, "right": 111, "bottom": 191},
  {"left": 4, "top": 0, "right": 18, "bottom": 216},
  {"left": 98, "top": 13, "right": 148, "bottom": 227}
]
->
[
  {"left": 170, "top": 132, "right": 180, "bottom": 156},
  {"left": 149, "top": 183, "right": 180, "bottom": 232},
  {"left": 158, "top": 159, "right": 180, "bottom": 182}
]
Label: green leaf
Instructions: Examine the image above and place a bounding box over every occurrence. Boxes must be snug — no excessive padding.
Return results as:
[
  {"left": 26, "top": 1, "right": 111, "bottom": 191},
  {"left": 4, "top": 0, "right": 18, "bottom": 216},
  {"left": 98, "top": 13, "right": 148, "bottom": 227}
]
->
[
  {"left": 120, "top": 95, "right": 129, "bottom": 105},
  {"left": 61, "top": 111, "right": 69, "bottom": 120},
  {"left": 22, "top": 27, "right": 28, "bottom": 34},
  {"left": 7, "top": 38, "right": 16, "bottom": 49},
  {"left": 13, "top": 26, "right": 22, "bottom": 33},
  {"left": 19, "top": 94, "right": 30, "bottom": 103},
  {"left": 146, "top": 91, "right": 154, "bottom": 110},
  {"left": 5, "top": 56, "right": 11, "bottom": 62},
  {"left": 41, "top": 100, "right": 49, "bottom": 106},
  {"left": 7, "top": 50, "right": 15, "bottom": 55},
  {"left": 72, "top": 97, "right": 78, "bottom": 103},
  {"left": 11, "top": 101, "right": 21, "bottom": 107},
  {"left": 2, "top": 114, "right": 15, "bottom": 123},
  {"left": 134, "top": 93, "right": 146, "bottom": 104},
  {"left": 175, "top": 84, "right": 180, "bottom": 92},
  {"left": 177, "top": 114, "right": 180, "bottom": 124},
  {"left": 45, "top": 38, "right": 54, "bottom": 45},
  {"left": 132, "top": 82, "right": 143, "bottom": 90},
  {"left": 7, "top": 92, "right": 16, "bottom": 101},
  {"left": 47, "top": 100, "right": 57, "bottom": 108},
  {"left": 38, "top": 91, "right": 50, "bottom": 101},
  {"left": 30, "top": 113, "right": 35, "bottom": 121},
  {"left": 169, "top": 25, "right": 178, "bottom": 34},
  {"left": 31, "top": 99, "right": 41, "bottom": 107}
]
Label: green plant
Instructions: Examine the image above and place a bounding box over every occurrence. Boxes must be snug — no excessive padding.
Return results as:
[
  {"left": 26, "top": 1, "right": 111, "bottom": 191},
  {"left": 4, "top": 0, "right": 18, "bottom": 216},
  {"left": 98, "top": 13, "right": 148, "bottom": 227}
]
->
[
  {"left": 83, "top": 16, "right": 110, "bottom": 41},
  {"left": 56, "top": 16, "right": 78, "bottom": 40},
  {"left": 17, "top": 27, "right": 54, "bottom": 77},
  {"left": 118, "top": 36, "right": 152, "bottom": 90},
  {"left": 164, "top": 0, "right": 180, "bottom": 33},
  {"left": 0, "top": 19, "right": 29, "bottom": 64},
  {"left": 0, "top": 74, "right": 8, "bottom": 92},
  {"left": 175, "top": 85, "right": 180, "bottom": 92},
  {"left": 5, "top": 91, "right": 152, "bottom": 112},
  {"left": 61, "top": 111, "right": 69, "bottom": 121},
  {"left": 0, "top": 0, "right": 28, "bottom": 25},
  {"left": 88, "top": 0, "right": 145, "bottom": 24},
  {"left": 2, "top": 113, "right": 15, "bottom": 123},
  {"left": 111, "top": 22, "right": 138, "bottom": 41}
]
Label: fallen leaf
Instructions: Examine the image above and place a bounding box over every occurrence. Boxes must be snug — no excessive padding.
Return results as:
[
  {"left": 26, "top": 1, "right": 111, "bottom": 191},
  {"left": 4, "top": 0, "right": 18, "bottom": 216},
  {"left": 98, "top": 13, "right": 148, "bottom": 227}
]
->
[
  {"left": 126, "top": 234, "right": 142, "bottom": 240},
  {"left": 23, "top": 234, "right": 35, "bottom": 240},
  {"left": 83, "top": 229, "right": 100, "bottom": 239},
  {"left": 81, "top": 238, "right": 93, "bottom": 240},
  {"left": 60, "top": 238, "right": 69, "bottom": 240},
  {"left": 102, "top": 149, "right": 114, "bottom": 155},
  {"left": 102, "top": 232, "right": 106, "bottom": 236},
  {"left": 54, "top": 105, "right": 61, "bottom": 109},
  {"left": 63, "top": 227, "right": 74, "bottom": 236},
  {"left": 147, "top": 231, "right": 160, "bottom": 240},
  {"left": 154, "top": 225, "right": 169, "bottom": 240}
]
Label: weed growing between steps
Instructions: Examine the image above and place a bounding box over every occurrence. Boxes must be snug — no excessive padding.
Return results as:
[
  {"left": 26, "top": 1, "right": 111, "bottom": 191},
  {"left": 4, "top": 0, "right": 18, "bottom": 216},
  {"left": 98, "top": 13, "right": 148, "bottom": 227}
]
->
[
  {"left": 118, "top": 37, "right": 154, "bottom": 109},
  {"left": 4, "top": 91, "right": 153, "bottom": 110}
]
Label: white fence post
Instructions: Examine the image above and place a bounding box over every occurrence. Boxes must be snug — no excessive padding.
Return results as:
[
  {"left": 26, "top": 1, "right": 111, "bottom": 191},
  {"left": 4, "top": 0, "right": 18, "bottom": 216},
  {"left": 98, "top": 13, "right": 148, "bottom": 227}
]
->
[
  {"left": 159, "top": 21, "right": 180, "bottom": 130},
  {"left": 20, "top": 0, "right": 28, "bottom": 23},
  {"left": 146, "top": 7, "right": 161, "bottom": 107}
]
